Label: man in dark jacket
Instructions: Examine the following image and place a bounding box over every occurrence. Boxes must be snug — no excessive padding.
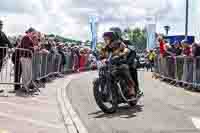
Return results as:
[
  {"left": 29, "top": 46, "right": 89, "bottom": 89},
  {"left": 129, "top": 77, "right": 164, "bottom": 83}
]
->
[
  {"left": 0, "top": 20, "right": 13, "bottom": 69},
  {"left": 0, "top": 20, "right": 13, "bottom": 93},
  {"left": 12, "top": 28, "right": 35, "bottom": 92},
  {"left": 192, "top": 43, "right": 200, "bottom": 57},
  {"left": 123, "top": 40, "right": 143, "bottom": 97}
]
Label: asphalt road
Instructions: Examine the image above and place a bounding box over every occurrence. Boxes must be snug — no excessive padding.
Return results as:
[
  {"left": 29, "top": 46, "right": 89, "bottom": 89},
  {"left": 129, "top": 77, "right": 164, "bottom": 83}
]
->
[{"left": 66, "top": 71, "right": 200, "bottom": 133}]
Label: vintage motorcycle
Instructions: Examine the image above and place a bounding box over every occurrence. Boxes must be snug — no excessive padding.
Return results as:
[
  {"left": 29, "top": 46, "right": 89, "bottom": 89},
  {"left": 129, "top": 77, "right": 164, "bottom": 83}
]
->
[{"left": 93, "top": 53, "right": 142, "bottom": 114}]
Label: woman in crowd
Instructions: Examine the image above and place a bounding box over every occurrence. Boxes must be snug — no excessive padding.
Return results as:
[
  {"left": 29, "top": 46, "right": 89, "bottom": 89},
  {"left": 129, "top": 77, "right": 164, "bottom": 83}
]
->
[
  {"left": 79, "top": 48, "right": 87, "bottom": 72},
  {"left": 72, "top": 46, "right": 79, "bottom": 72}
]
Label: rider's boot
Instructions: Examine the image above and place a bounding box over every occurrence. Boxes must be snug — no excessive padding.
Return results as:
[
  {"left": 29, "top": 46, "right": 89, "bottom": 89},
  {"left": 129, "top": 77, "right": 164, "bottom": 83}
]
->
[{"left": 127, "top": 80, "right": 136, "bottom": 98}]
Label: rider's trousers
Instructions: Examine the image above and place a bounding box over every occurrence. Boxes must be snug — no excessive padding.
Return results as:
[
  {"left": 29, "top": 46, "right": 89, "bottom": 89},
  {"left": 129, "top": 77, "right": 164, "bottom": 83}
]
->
[{"left": 111, "top": 64, "right": 135, "bottom": 91}]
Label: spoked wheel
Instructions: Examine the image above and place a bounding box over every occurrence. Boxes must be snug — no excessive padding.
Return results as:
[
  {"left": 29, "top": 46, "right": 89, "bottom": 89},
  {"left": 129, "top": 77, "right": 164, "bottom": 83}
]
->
[{"left": 93, "top": 79, "right": 118, "bottom": 114}]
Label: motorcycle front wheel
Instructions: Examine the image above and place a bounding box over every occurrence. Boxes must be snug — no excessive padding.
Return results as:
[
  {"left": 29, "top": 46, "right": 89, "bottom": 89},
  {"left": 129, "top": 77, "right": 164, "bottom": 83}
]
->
[{"left": 93, "top": 78, "right": 118, "bottom": 114}]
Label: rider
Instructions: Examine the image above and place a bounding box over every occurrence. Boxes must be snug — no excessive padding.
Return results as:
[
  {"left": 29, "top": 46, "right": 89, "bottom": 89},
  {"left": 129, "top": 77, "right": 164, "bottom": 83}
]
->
[
  {"left": 109, "top": 28, "right": 143, "bottom": 97},
  {"left": 122, "top": 40, "right": 143, "bottom": 97},
  {"left": 100, "top": 31, "right": 136, "bottom": 98}
]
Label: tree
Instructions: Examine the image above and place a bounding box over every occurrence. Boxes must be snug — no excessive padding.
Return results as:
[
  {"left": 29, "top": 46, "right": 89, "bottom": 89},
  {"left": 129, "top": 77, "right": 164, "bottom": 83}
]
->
[
  {"left": 125, "top": 27, "right": 147, "bottom": 50},
  {"left": 48, "top": 34, "right": 55, "bottom": 37},
  {"left": 110, "top": 27, "right": 123, "bottom": 39}
]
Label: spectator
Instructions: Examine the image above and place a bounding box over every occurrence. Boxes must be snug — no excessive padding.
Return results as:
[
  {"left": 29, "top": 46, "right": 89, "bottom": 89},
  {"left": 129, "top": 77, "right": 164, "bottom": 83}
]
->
[
  {"left": 182, "top": 40, "right": 191, "bottom": 56},
  {"left": 57, "top": 43, "right": 66, "bottom": 73},
  {"left": 192, "top": 43, "right": 200, "bottom": 84},
  {"left": 88, "top": 50, "right": 97, "bottom": 69},
  {"left": 157, "top": 36, "right": 167, "bottom": 76},
  {"left": 14, "top": 37, "right": 21, "bottom": 47},
  {"left": 147, "top": 50, "right": 156, "bottom": 72},
  {"left": 79, "top": 48, "right": 86, "bottom": 71},
  {"left": 168, "top": 43, "right": 177, "bottom": 55},
  {"left": 0, "top": 20, "right": 13, "bottom": 93},
  {"left": 158, "top": 36, "right": 166, "bottom": 57},
  {"left": 72, "top": 46, "right": 79, "bottom": 72},
  {"left": 32, "top": 32, "right": 44, "bottom": 84},
  {"left": 154, "top": 47, "right": 160, "bottom": 55},
  {"left": 37, "top": 42, "right": 50, "bottom": 83},
  {"left": 174, "top": 41, "right": 182, "bottom": 56},
  {"left": 181, "top": 40, "right": 193, "bottom": 85},
  {"left": 164, "top": 43, "right": 175, "bottom": 57},
  {"left": 192, "top": 43, "right": 200, "bottom": 57},
  {"left": 13, "top": 27, "right": 36, "bottom": 92}
]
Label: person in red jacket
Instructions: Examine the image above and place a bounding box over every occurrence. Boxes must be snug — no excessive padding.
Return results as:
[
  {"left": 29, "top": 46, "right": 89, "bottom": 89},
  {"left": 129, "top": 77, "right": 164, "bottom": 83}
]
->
[
  {"left": 158, "top": 36, "right": 166, "bottom": 57},
  {"left": 79, "top": 48, "right": 86, "bottom": 72},
  {"left": 157, "top": 36, "right": 166, "bottom": 76}
]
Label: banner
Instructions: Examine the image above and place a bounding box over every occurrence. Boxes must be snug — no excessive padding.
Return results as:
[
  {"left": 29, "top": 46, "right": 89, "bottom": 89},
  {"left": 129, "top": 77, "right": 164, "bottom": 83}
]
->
[
  {"left": 89, "top": 16, "right": 98, "bottom": 52},
  {"left": 146, "top": 24, "right": 156, "bottom": 50}
]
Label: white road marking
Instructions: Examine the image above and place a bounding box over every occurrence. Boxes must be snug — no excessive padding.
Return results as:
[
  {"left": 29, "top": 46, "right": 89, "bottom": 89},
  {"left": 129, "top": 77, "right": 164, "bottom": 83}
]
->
[
  {"left": 57, "top": 74, "right": 88, "bottom": 133},
  {"left": 191, "top": 117, "right": 200, "bottom": 129},
  {"left": 0, "top": 111, "right": 63, "bottom": 129},
  {"left": 63, "top": 83, "right": 88, "bottom": 133},
  {"left": 0, "top": 101, "right": 57, "bottom": 113},
  {"left": 57, "top": 83, "right": 77, "bottom": 133},
  {"left": 29, "top": 98, "right": 57, "bottom": 105}
]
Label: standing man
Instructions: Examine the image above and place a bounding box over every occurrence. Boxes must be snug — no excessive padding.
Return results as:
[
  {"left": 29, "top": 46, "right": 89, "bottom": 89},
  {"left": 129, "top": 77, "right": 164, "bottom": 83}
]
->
[
  {"left": 0, "top": 20, "right": 13, "bottom": 93},
  {"left": 12, "top": 28, "right": 36, "bottom": 92},
  {"left": 147, "top": 50, "right": 156, "bottom": 72}
]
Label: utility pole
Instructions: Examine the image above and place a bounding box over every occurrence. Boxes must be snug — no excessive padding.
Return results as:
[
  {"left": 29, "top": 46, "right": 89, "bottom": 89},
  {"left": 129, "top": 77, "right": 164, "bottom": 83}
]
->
[{"left": 185, "top": 0, "right": 189, "bottom": 40}]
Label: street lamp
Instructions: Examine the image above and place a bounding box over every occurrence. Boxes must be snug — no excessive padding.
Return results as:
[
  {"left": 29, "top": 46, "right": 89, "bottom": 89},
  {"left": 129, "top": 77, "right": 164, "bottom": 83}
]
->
[
  {"left": 164, "top": 25, "right": 170, "bottom": 36},
  {"left": 185, "top": 0, "right": 189, "bottom": 40}
]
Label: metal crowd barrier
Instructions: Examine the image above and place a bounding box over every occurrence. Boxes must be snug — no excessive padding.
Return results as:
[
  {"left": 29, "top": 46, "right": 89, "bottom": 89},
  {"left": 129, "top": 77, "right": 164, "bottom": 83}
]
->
[
  {"left": 0, "top": 47, "right": 36, "bottom": 92},
  {"left": 0, "top": 47, "right": 96, "bottom": 92},
  {"left": 63, "top": 51, "right": 73, "bottom": 73},
  {"left": 32, "top": 51, "right": 62, "bottom": 81},
  {"left": 0, "top": 47, "right": 62, "bottom": 92},
  {"left": 154, "top": 55, "right": 200, "bottom": 88}
]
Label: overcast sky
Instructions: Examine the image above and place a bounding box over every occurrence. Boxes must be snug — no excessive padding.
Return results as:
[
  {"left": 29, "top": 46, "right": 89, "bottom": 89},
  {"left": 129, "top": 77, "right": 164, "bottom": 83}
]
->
[{"left": 0, "top": 0, "right": 199, "bottom": 41}]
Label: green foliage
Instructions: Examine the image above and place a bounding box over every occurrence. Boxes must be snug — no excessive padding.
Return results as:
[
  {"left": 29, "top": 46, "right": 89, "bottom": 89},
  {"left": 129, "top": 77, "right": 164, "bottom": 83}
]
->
[
  {"left": 109, "top": 27, "right": 123, "bottom": 39},
  {"left": 108, "top": 27, "right": 147, "bottom": 50},
  {"left": 46, "top": 34, "right": 81, "bottom": 44},
  {"left": 123, "top": 27, "right": 147, "bottom": 50}
]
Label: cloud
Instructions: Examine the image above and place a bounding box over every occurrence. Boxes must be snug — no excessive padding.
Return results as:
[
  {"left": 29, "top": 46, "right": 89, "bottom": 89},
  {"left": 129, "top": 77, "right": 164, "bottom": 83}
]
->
[
  {"left": 0, "top": 0, "right": 199, "bottom": 41},
  {"left": 0, "top": 0, "right": 43, "bottom": 15}
]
